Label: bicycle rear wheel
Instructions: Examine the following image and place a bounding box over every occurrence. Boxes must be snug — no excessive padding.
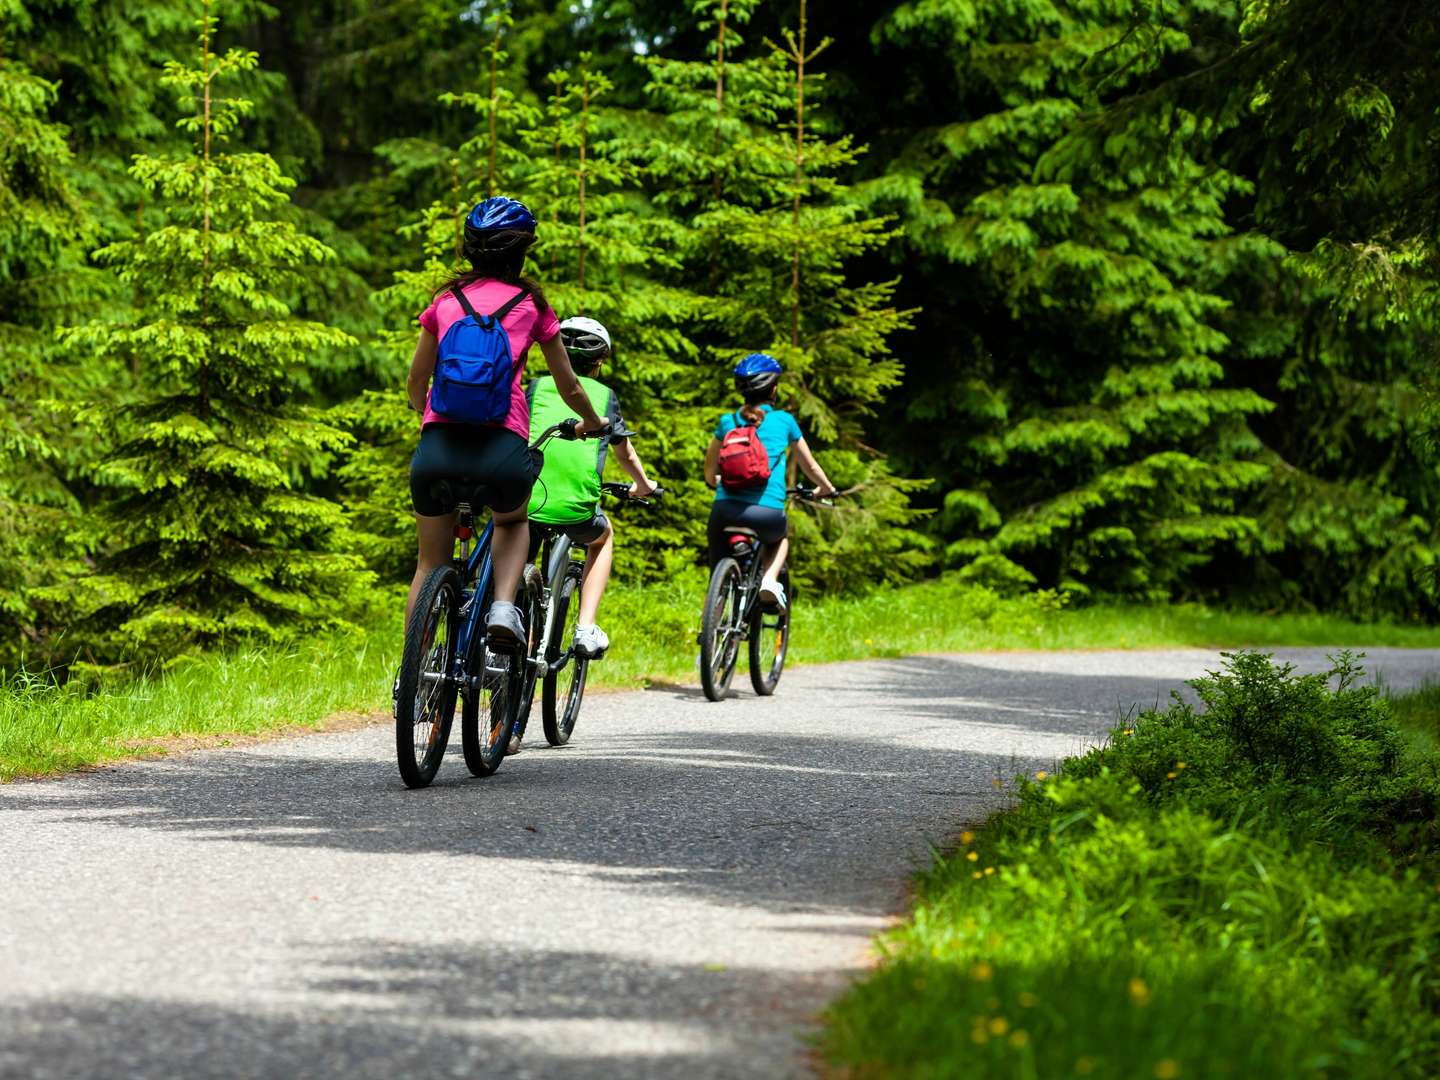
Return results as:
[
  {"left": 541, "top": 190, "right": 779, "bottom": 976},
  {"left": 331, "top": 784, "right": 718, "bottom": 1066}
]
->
[
  {"left": 461, "top": 591, "right": 525, "bottom": 778},
  {"left": 542, "top": 566, "right": 588, "bottom": 745},
  {"left": 700, "top": 558, "right": 744, "bottom": 702},
  {"left": 749, "top": 569, "right": 791, "bottom": 696},
  {"left": 395, "top": 565, "right": 460, "bottom": 789}
]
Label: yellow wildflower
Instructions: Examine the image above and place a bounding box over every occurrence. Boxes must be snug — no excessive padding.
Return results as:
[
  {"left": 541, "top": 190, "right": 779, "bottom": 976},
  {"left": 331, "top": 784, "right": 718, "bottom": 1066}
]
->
[
  {"left": 967, "top": 851, "right": 980, "bottom": 862},
  {"left": 970, "top": 1025, "right": 989, "bottom": 1045},
  {"left": 1034, "top": 770, "right": 1048, "bottom": 780},
  {"left": 987, "top": 1017, "right": 1009, "bottom": 1036},
  {"left": 1128, "top": 977, "right": 1151, "bottom": 1006},
  {"left": 972, "top": 871, "right": 983, "bottom": 879},
  {"left": 960, "top": 830, "right": 975, "bottom": 844},
  {"left": 984, "top": 866, "right": 996, "bottom": 876},
  {"left": 970, "top": 961, "right": 994, "bottom": 982},
  {"left": 1175, "top": 761, "right": 1187, "bottom": 769},
  {"left": 1154, "top": 1060, "right": 1181, "bottom": 1079},
  {"left": 1166, "top": 771, "right": 1178, "bottom": 779},
  {"left": 1009, "top": 1030, "right": 1029, "bottom": 1049}
]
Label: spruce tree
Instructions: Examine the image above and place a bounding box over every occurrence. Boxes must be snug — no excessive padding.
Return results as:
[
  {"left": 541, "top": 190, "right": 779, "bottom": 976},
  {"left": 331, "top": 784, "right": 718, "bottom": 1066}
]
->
[
  {"left": 641, "top": 0, "right": 929, "bottom": 590},
  {"left": 867, "top": 0, "right": 1274, "bottom": 601},
  {"left": 0, "top": 28, "right": 93, "bottom": 667},
  {"left": 60, "top": 4, "right": 371, "bottom": 661}
]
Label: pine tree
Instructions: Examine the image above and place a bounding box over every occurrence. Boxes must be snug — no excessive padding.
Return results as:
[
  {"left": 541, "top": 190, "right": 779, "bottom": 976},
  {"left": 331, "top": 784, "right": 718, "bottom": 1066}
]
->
[
  {"left": 867, "top": 0, "right": 1275, "bottom": 601},
  {"left": 59, "top": 3, "right": 371, "bottom": 661},
  {"left": 0, "top": 23, "right": 94, "bottom": 667},
  {"left": 640, "top": 0, "right": 929, "bottom": 590}
]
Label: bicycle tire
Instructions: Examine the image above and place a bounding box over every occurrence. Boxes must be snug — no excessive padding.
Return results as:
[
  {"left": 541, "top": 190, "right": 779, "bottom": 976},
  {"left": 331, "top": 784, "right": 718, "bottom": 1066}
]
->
[
  {"left": 749, "top": 569, "right": 791, "bottom": 696},
  {"left": 395, "top": 565, "right": 461, "bottom": 789},
  {"left": 700, "top": 558, "right": 743, "bottom": 702},
  {"left": 511, "top": 564, "right": 545, "bottom": 746},
  {"left": 542, "top": 567, "right": 588, "bottom": 745},
  {"left": 460, "top": 585, "right": 524, "bottom": 778}
]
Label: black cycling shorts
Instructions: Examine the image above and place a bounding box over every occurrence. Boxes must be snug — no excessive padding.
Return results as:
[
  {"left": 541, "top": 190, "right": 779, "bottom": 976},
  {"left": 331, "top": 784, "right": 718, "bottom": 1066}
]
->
[
  {"left": 409, "top": 423, "right": 537, "bottom": 517},
  {"left": 707, "top": 500, "right": 787, "bottom": 566}
]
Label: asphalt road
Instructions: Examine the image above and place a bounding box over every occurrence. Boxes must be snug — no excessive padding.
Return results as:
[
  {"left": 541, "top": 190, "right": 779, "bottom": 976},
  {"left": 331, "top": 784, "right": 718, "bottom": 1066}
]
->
[{"left": 2, "top": 648, "right": 1437, "bottom": 1079}]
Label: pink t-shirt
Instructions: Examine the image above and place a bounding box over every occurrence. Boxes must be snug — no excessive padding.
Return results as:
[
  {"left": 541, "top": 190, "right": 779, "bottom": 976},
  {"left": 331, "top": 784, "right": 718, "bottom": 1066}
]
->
[{"left": 417, "top": 279, "right": 561, "bottom": 442}]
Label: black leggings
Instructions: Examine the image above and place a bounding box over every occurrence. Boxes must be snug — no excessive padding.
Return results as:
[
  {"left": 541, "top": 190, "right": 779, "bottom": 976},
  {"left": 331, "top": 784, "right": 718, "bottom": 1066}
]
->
[{"left": 707, "top": 501, "right": 787, "bottom": 567}]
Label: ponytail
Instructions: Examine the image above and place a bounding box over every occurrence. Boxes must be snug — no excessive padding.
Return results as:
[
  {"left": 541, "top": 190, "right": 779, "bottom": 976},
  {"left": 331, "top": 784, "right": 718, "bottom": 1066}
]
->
[{"left": 738, "top": 384, "right": 776, "bottom": 426}]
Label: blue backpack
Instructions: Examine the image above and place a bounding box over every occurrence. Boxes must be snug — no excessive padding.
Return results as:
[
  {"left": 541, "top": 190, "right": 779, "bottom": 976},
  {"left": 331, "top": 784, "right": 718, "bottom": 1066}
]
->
[{"left": 429, "top": 285, "right": 531, "bottom": 424}]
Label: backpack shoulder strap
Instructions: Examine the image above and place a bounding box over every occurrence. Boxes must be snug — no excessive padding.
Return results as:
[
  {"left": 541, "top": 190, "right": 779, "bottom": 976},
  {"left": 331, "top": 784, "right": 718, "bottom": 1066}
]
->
[
  {"left": 489, "top": 286, "right": 531, "bottom": 322},
  {"left": 449, "top": 286, "right": 481, "bottom": 322}
]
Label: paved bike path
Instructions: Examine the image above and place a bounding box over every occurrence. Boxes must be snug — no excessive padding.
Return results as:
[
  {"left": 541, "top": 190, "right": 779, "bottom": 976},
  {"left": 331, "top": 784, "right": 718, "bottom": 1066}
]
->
[{"left": 2, "top": 648, "right": 1437, "bottom": 1079}]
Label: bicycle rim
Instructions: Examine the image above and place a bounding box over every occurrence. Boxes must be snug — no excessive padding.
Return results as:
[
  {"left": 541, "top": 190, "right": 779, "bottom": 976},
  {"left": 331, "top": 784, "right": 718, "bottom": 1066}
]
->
[
  {"left": 543, "top": 573, "right": 585, "bottom": 744},
  {"left": 749, "top": 602, "right": 790, "bottom": 696},
  {"left": 461, "top": 634, "right": 518, "bottom": 777}
]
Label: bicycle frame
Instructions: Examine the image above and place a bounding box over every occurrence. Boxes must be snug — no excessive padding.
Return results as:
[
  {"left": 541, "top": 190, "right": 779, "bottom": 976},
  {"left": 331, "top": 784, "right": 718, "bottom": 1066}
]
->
[{"left": 451, "top": 512, "right": 498, "bottom": 694}]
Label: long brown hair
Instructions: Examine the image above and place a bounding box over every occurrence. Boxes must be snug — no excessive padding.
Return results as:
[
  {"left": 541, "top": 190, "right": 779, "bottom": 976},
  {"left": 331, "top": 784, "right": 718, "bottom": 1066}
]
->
[
  {"left": 436, "top": 230, "right": 549, "bottom": 313},
  {"left": 738, "top": 386, "right": 776, "bottom": 425}
]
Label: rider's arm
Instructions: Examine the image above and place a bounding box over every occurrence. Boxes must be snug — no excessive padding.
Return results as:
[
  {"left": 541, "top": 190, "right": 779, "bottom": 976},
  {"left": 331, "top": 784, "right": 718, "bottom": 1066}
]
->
[
  {"left": 792, "top": 437, "right": 838, "bottom": 497},
  {"left": 406, "top": 331, "right": 438, "bottom": 413},
  {"left": 703, "top": 438, "right": 722, "bottom": 490},
  {"left": 613, "top": 439, "right": 657, "bottom": 496},
  {"left": 539, "top": 335, "right": 605, "bottom": 433}
]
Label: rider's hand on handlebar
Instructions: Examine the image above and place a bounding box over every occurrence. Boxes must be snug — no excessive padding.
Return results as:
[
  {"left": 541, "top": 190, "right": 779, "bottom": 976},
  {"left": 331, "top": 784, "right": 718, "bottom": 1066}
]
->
[
  {"left": 814, "top": 484, "right": 839, "bottom": 499},
  {"left": 578, "top": 419, "right": 611, "bottom": 439},
  {"left": 629, "top": 479, "right": 659, "bottom": 499}
]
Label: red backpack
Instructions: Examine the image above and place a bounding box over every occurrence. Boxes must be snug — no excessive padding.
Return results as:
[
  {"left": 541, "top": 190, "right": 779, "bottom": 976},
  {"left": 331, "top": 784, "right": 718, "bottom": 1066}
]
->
[{"left": 718, "top": 411, "right": 772, "bottom": 492}]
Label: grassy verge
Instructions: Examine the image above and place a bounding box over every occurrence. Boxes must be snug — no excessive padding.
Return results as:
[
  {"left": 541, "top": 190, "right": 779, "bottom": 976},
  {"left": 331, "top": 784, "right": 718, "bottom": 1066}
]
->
[
  {"left": 820, "top": 655, "right": 1440, "bottom": 1080},
  {"left": 5, "top": 574, "right": 1440, "bottom": 781}
]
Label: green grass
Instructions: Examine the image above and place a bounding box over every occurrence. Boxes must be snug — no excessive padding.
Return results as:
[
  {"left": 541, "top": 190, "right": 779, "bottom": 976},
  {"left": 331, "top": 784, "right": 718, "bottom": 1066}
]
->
[
  {"left": 0, "top": 632, "right": 400, "bottom": 780},
  {"left": 4, "top": 574, "right": 1439, "bottom": 780},
  {"left": 820, "top": 653, "right": 1440, "bottom": 1080},
  {"left": 1389, "top": 679, "right": 1440, "bottom": 755}
]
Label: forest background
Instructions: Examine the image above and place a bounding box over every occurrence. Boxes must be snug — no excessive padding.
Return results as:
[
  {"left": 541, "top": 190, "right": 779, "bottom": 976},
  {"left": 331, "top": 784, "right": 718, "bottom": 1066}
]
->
[{"left": 3, "top": 0, "right": 1438, "bottom": 674}]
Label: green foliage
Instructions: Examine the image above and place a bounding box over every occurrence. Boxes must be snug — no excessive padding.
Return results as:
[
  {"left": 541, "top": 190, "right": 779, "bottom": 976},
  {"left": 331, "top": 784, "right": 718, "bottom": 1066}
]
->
[
  {"left": 58, "top": 7, "right": 372, "bottom": 662},
  {"left": 823, "top": 651, "right": 1440, "bottom": 1078}
]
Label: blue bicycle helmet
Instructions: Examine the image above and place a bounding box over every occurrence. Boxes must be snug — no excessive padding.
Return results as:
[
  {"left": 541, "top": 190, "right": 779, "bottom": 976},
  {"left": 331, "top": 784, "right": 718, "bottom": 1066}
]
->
[
  {"left": 733, "top": 352, "right": 782, "bottom": 395},
  {"left": 464, "top": 196, "right": 537, "bottom": 257},
  {"left": 467, "top": 196, "right": 536, "bottom": 232}
]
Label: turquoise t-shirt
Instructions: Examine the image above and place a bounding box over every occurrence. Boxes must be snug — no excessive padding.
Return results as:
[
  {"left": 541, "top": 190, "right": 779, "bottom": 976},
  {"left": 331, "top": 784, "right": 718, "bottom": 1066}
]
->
[{"left": 713, "top": 405, "right": 803, "bottom": 510}]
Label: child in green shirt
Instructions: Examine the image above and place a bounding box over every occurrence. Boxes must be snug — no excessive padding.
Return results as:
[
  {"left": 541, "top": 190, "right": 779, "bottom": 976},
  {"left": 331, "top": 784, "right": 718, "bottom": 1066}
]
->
[{"left": 526, "top": 317, "right": 658, "bottom": 659}]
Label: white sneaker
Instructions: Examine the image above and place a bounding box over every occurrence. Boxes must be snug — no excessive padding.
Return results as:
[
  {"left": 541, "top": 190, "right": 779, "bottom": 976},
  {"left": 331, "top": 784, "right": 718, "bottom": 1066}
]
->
[
  {"left": 759, "top": 578, "right": 787, "bottom": 612},
  {"left": 486, "top": 600, "right": 524, "bottom": 647},
  {"left": 574, "top": 623, "right": 609, "bottom": 659}
]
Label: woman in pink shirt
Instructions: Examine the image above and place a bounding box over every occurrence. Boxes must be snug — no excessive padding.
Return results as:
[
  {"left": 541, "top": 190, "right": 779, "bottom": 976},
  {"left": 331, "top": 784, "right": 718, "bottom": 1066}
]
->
[{"left": 405, "top": 196, "right": 605, "bottom": 646}]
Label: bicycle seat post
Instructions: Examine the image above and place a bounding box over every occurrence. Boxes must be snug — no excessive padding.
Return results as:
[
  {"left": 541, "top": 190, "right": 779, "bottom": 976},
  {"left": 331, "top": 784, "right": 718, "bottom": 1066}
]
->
[{"left": 454, "top": 501, "right": 474, "bottom": 567}]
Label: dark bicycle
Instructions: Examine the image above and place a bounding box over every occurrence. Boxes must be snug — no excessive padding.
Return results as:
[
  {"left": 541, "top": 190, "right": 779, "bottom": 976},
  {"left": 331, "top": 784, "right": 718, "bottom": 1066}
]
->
[
  {"left": 511, "top": 480, "right": 662, "bottom": 749},
  {"left": 393, "top": 419, "right": 602, "bottom": 789},
  {"left": 698, "top": 485, "right": 832, "bottom": 702}
]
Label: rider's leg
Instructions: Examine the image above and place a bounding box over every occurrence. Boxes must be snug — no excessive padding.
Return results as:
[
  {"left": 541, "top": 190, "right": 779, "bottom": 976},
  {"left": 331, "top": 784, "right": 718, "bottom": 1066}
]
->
[
  {"left": 406, "top": 512, "right": 458, "bottom": 623},
  {"left": 577, "top": 519, "right": 615, "bottom": 627},
  {"left": 488, "top": 502, "right": 529, "bottom": 605},
  {"left": 760, "top": 536, "right": 789, "bottom": 584}
]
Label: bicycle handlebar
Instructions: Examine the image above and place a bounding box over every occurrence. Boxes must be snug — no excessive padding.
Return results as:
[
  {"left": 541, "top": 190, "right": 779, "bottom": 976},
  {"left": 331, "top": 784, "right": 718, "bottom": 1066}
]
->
[
  {"left": 789, "top": 484, "right": 839, "bottom": 506},
  {"left": 530, "top": 418, "right": 613, "bottom": 450},
  {"left": 601, "top": 481, "right": 664, "bottom": 506}
]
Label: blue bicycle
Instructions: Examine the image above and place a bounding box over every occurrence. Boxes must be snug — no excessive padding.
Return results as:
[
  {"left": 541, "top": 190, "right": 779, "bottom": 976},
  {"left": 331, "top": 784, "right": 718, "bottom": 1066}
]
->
[{"left": 394, "top": 419, "right": 599, "bottom": 789}]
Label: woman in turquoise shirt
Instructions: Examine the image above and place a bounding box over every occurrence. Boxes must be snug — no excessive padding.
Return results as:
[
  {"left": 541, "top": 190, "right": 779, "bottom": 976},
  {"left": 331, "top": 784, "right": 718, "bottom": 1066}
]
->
[{"left": 702, "top": 354, "right": 836, "bottom": 612}]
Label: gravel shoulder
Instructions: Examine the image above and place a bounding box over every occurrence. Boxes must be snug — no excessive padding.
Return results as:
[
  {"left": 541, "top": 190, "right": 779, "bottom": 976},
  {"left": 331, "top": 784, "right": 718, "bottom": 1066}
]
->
[{"left": 2, "top": 648, "right": 1436, "bottom": 1079}]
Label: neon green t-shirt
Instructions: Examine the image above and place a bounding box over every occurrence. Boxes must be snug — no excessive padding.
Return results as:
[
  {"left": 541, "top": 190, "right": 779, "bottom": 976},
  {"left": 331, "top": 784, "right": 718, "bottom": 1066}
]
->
[{"left": 526, "top": 374, "right": 623, "bottom": 524}]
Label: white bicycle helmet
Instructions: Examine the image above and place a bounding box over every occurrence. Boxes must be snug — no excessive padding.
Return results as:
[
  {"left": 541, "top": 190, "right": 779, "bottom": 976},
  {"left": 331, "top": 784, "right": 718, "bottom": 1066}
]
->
[{"left": 559, "top": 316, "right": 612, "bottom": 366}]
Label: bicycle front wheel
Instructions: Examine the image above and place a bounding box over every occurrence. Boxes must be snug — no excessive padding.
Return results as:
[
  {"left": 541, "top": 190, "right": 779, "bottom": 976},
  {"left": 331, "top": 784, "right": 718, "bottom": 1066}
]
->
[
  {"left": 511, "top": 564, "right": 545, "bottom": 747},
  {"left": 749, "top": 569, "right": 791, "bottom": 696},
  {"left": 461, "top": 592, "right": 524, "bottom": 778},
  {"left": 395, "top": 565, "right": 461, "bottom": 789},
  {"left": 700, "top": 558, "right": 744, "bottom": 702},
  {"left": 542, "top": 566, "right": 588, "bottom": 745}
]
